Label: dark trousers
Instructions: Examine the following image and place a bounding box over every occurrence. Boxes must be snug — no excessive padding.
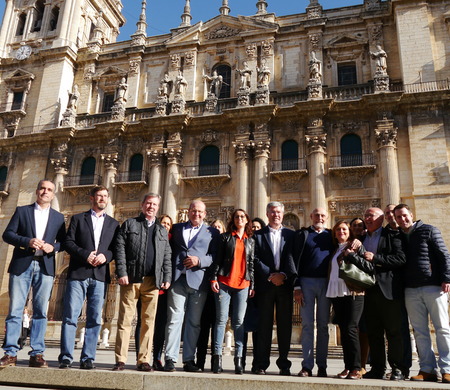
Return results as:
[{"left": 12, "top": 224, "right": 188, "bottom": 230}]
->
[
  {"left": 332, "top": 295, "right": 364, "bottom": 370},
  {"left": 256, "top": 284, "right": 293, "bottom": 371},
  {"left": 153, "top": 292, "right": 168, "bottom": 362},
  {"left": 364, "top": 285, "right": 404, "bottom": 373},
  {"left": 196, "top": 289, "right": 215, "bottom": 369}
]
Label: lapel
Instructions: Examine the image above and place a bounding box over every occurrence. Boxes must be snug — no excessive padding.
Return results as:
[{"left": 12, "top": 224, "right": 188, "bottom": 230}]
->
[
  {"left": 262, "top": 227, "right": 276, "bottom": 265},
  {"left": 84, "top": 211, "right": 96, "bottom": 248},
  {"left": 175, "top": 223, "right": 188, "bottom": 250},
  {"left": 27, "top": 204, "right": 37, "bottom": 238},
  {"left": 186, "top": 223, "right": 205, "bottom": 248},
  {"left": 377, "top": 229, "right": 386, "bottom": 253}
]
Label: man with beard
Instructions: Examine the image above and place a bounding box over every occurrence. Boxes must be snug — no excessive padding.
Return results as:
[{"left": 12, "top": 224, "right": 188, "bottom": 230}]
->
[{"left": 58, "top": 186, "right": 119, "bottom": 369}]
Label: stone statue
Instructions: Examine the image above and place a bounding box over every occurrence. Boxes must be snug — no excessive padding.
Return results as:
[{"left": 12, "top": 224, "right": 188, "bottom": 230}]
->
[
  {"left": 67, "top": 84, "right": 80, "bottom": 110},
  {"left": 115, "top": 77, "right": 128, "bottom": 103},
  {"left": 236, "top": 61, "right": 252, "bottom": 89},
  {"left": 203, "top": 70, "right": 223, "bottom": 98},
  {"left": 309, "top": 51, "right": 322, "bottom": 82},
  {"left": 256, "top": 59, "right": 271, "bottom": 87},
  {"left": 370, "top": 45, "right": 387, "bottom": 73},
  {"left": 158, "top": 73, "right": 172, "bottom": 97},
  {"left": 174, "top": 70, "right": 188, "bottom": 97}
]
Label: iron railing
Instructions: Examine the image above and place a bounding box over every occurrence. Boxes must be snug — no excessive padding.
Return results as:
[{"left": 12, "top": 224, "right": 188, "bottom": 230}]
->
[
  {"left": 183, "top": 163, "right": 231, "bottom": 177},
  {"left": 329, "top": 153, "right": 376, "bottom": 168}
]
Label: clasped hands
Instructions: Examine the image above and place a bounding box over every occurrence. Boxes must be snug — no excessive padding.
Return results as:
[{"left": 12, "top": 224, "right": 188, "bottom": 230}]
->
[{"left": 29, "top": 238, "right": 54, "bottom": 254}]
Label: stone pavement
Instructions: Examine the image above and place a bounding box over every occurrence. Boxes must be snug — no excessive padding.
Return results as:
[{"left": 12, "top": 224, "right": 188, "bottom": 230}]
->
[{"left": 0, "top": 345, "right": 448, "bottom": 390}]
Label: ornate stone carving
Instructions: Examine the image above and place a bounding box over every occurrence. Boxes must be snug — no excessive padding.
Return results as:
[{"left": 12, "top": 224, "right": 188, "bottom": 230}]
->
[
  {"left": 129, "top": 59, "right": 141, "bottom": 75},
  {"left": 116, "top": 183, "right": 146, "bottom": 201},
  {"left": 170, "top": 54, "right": 181, "bottom": 70},
  {"left": 182, "top": 176, "right": 230, "bottom": 196},
  {"left": 237, "top": 88, "right": 250, "bottom": 106},
  {"left": 205, "top": 94, "right": 218, "bottom": 113},
  {"left": 51, "top": 157, "right": 68, "bottom": 174},
  {"left": 308, "top": 82, "right": 322, "bottom": 100},
  {"left": 371, "top": 199, "right": 381, "bottom": 208},
  {"left": 131, "top": 34, "right": 146, "bottom": 47},
  {"left": 171, "top": 95, "right": 186, "bottom": 114},
  {"left": 329, "top": 201, "right": 337, "bottom": 212},
  {"left": 147, "top": 149, "right": 163, "bottom": 166},
  {"left": 308, "top": 117, "right": 323, "bottom": 128},
  {"left": 201, "top": 130, "right": 218, "bottom": 144},
  {"left": 165, "top": 148, "right": 182, "bottom": 164},
  {"left": 374, "top": 74, "right": 390, "bottom": 93},
  {"left": 343, "top": 202, "right": 366, "bottom": 216},
  {"left": 330, "top": 167, "right": 375, "bottom": 188},
  {"left": 177, "top": 209, "right": 189, "bottom": 223},
  {"left": 84, "top": 63, "right": 96, "bottom": 80},
  {"left": 246, "top": 43, "right": 257, "bottom": 59},
  {"left": 206, "top": 25, "right": 241, "bottom": 40},
  {"left": 233, "top": 141, "right": 250, "bottom": 161},
  {"left": 255, "top": 87, "right": 270, "bottom": 105},
  {"left": 101, "top": 153, "right": 118, "bottom": 170},
  {"left": 1, "top": 112, "right": 24, "bottom": 137},
  {"left": 369, "top": 25, "right": 383, "bottom": 45},
  {"left": 155, "top": 95, "right": 168, "bottom": 116},
  {"left": 365, "top": 0, "right": 381, "bottom": 11},
  {"left": 185, "top": 51, "right": 195, "bottom": 67},
  {"left": 375, "top": 120, "right": 397, "bottom": 147},
  {"left": 254, "top": 140, "right": 271, "bottom": 158},
  {"left": 305, "top": 134, "right": 327, "bottom": 154},
  {"left": 309, "top": 33, "right": 322, "bottom": 51},
  {"left": 261, "top": 40, "right": 273, "bottom": 57},
  {"left": 307, "top": 5, "right": 322, "bottom": 19},
  {"left": 271, "top": 170, "right": 307, "bottom": 193}
]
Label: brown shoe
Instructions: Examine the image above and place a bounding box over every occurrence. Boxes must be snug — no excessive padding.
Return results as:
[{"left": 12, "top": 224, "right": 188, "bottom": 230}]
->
[
  {"left": 137, "top": 362, "right": 154, "bottom": 372},
  {"left": 410, "top": 371, "right": 438, "bottom": 382},
  {"left": 29, "top": 354, "right": 48, "bottom": 368},
  {"left": 442, "top": 374, "right": 450, "bottom": 383},
  {"left": 113, "top": 362, "right": 125, "bottom": 371},
  {"left": 0, "top": 354, "right": 16, "bottom": 367},
  {"left": 346, "top": 369, "right": 362, "bottom": 380},
  {"left": 298, "top": 368, "right": 312, "bottom": 377},
  {"left": 337, "top": 369, "right": 350, "bottom": 379}
]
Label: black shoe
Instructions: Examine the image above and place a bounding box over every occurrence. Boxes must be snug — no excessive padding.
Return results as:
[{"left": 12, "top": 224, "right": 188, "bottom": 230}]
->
[
  {"left": 234, "top": 357, "right": 243, "bottom": 375},
  {"left": 390, "top": 369, "right": 405, "bottom": 381},
  {"left": 254, "top": 368, "right": 266, "bottom": 375},
  {"left": 212, "top": 355, "right": 222, "bottom": 374},
  {"left": 183, "top": 360, "right": 200, "bottom": 372},
  {"left": 80, "top": 359, "right": 95, "bottom": 370},
  {"left": 59, "top": 359, "right": 72, "bottom": 369},
  {"left": 363, "top": 370, "right": 385, "bottom": 379},
  {"left": 280, "top": 368, "right": 291, "bottom": 376},
  {"left": 152, "top": 360, "right": 163, "bottom": 371},
  {"left": 317, "top": 367, "right": 328, "bottom": 377},
  {"left": 164, "top": 359, "right": 176, "bottom": 372}
]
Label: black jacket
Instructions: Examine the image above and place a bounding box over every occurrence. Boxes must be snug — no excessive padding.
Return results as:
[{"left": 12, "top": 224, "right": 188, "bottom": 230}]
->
[
  {"left": 209, "top": 232, "right": 255, "bottom": 290},
  {"left": 346, "top": 227, "right": 406, "bottom": 300},
  {"left": 400, "top": 220, "right": 450, "bottom": 288},
  {"left": 115, "top": 214, "right": 172, "bottom": 287}
]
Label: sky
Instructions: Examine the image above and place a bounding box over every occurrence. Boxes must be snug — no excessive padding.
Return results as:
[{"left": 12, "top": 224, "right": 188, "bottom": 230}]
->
[{"left": 0, "top": 0, "right": 363, "bottom": 41}]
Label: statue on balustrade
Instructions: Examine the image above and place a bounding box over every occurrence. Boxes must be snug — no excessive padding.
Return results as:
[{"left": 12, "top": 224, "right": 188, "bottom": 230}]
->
[
  {"left": 256, "top": 59, "right": 271, "bottom": 88},
  {"left": 158, "top": 73, "right": 172, "bottom": 97},
  {"left": 174, "top": 70, "right": 188, "bottom": 97},
  {"left": 203, "top": 70, "right": 223, "bottom": 98},
  {"left": 370, "top": 45, "right": 388, "bottom": 74},
  {"left": 236, "top": 61, "right": 252, "bottom": 89},
  {"left": 309, "top": 52, "right": 322, "bottom": 83}
]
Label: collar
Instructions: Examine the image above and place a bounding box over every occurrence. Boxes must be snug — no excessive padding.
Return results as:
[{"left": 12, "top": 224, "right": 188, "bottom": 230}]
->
[
  {"left": 367, "top": 226, "right": 383, "bottom": 237},
  {"left": 90, "top": 209, "right": 106, "bottom": 218},
  {"left": 187, "top": 221, "right": 203, "bottom": 230},
  {"left": 34, "top": 202, "right": 50, "bottom": 211},
  {"left": 268, "top": 225, "right": 283, "bottom": 233},
  {"left": 232, "top": 230, "right": 248, "bottom": 239},
  {"left": 310, "top": 225, "right": 325, "bottom": 233}
]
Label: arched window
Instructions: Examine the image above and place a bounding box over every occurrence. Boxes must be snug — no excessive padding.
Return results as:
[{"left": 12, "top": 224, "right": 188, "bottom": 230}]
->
[
  {"left": 199, "top": 145, "right": 220, "bottom": 176},
  {"left": 213, "top": 64, "right": 231, "bottom": 99},
  {"left": 129, "top": 154, "right": 143, "bottom": 181},
  {"left": 0, "top": 166, "right": 7, "bottom": 191},
  {"left": 340, "top": 134, "right": 362, "bottom": 167},
  {"left": 281, "top": 140, "right": 299, "bottom": 170},
  {"left": 80, "top": 157, "right": 96, "bottom": 185},
  {"left": 16, "top": 13, "right": 27, "bottom": 36},
  {"left": 49, "top": 7, "right": 60, "bottom": 31},
  {"left": 32, "top": 0, "right": 45, "bottom": 32}
]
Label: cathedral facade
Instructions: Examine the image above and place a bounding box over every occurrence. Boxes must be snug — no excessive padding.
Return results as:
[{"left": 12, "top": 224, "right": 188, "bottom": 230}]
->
[{"left": 0, "top": 0, "right": 448, "bottom": 338}]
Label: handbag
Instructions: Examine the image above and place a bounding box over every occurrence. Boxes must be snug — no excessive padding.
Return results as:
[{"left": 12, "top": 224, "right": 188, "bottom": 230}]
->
[{"left": 338, "top": 261, "right": 375, "bottom": 290}]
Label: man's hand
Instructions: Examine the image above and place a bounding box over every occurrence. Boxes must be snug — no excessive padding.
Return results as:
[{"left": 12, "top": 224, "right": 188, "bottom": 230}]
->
[
  {"left": 118, "top": 276, "right": 129, "bottom": 286},
  {"left": 41, "top": 243, "right": 54, "bottom": 254},
  {"left": 268, "top": 272, "right": 285, "bottom": 286},
  {"left": 364, "top": 252, "right": 374, "bottom": 262},
  {"left": 92, "top": 253, "right": 107, "bottom": 267},
  {"left": 442, "top": 282, "right": 450, "bottom": 293},
  {"left": 249, "top": 289, "right": 255, "bottom": 298},
  {"left": 161, "top": 282, "right": 170, "bottom": 290},
  {"left": 86, "top": 251, "right": 97, "bottom": 266},
  {"left": 183, "top": 255, "right": 200, "bottom": 269},
  {"left": 294, "top": 289, "right": 305, "bottom": 306},
  {"left": 29, "top": 238, "right": 45, "bottom": 250},
  {"left": 211, "top": 281, "right": 219, "bottom": 293}
]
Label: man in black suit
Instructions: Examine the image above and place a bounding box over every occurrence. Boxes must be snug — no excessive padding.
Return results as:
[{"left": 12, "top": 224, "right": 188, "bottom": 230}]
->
[
  {"left": 1, "top": 179, "right": 66, "bottom": 368},
  {"left": 347, "top": 207, "right": 407, "bottom": 380},
  {"left": 253, "top": 201, "right": 296, "bottom": 375},
  {"left": 58, "top": 185, "right": 119, "bottom": 370}
]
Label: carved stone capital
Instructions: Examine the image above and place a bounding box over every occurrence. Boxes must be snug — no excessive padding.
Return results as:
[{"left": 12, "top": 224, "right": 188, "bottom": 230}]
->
[
  {"left": 147, "top": 149, "right": 163, "bottom": 166},
  {"left": 184, "top": 51, "right": 196, "bottom": 67},
  {"left": 254, "top": 140, "right": 271, "bottom": 158},
  {"left": 50, "top": 157, "right": 69, "bottom": 175},
  {"left": 171, "top": 96, "right": 186, "bottom": 114},
  {"left": 165, "top": 148, "right": 182, "bottom": 164},
  {"left": 129, "top": 59, "right": 141, "bottom": 75},
  {"left": 233, "top": 141, "right": 250, "bottom": 161},
  {"left": 305, "top": 133, "right": 327, "bottom": 154},
  {"left": 375, "top": 120, "right": 397, "bottom": 148},
  {"left": 101, "top": 153, "right": 119, "bottom": 170},
  {"left": 170, "top": 54, "right": 181, "bottom": 70}
]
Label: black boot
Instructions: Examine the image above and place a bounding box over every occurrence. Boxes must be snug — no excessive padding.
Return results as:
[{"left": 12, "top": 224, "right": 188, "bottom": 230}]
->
[
  {"left": 212, "top": 355, "right": 222, "bottom": 373},
  {"left": 234, "top": 357, "right": 243, "bottom": 374}
]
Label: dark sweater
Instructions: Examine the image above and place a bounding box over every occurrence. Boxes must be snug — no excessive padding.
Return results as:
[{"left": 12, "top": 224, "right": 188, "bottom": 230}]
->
[{"left": 297, "top": 227, "right": 333, "bottom": 278}]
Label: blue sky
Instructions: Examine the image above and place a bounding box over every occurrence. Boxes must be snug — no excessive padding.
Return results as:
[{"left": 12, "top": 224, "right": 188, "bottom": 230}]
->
[{"left": 0, "top": 0, "right": 363, "bottom": 41}]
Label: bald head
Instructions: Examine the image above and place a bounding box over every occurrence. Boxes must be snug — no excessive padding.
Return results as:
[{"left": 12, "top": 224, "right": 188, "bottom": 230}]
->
[
  {"left": 364, "top": 207, "right": 384, "bottom": 233},
  {"left": 310, "top": 208, "right": 328, "bottom": 231}
]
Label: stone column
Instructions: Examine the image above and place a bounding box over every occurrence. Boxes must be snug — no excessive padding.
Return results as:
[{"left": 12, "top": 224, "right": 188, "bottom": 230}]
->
[
  {"left": 0, "top": 0, "right": 14, "bottom": 57},
  {"left": 50, "top": 159, "right": 68, "bottom": 212},
  {"left": 305, "top": 119, "right": 327, "bottom": 210},
  {"left": 147, "top": 149, "right": 163, "bottom": 195},
  {"left": 101, "top": 153, "right": 118, "bottom": 216},
  {"left": 164, "top": 148, "right": 182, "bottom": 221},
  {"left": 375, "top": 116, "right": 400, "bottom": 206},
  {"left": 233, "top": 142, "right": 249, "bottom": 211}
]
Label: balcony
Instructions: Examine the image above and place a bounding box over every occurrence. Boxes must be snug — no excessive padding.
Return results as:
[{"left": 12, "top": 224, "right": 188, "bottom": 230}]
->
[
  {"left": 182, "top": 164, "right": 231, "bottom": 196},
  {"left": 63, "top": 175, "right": 103, "bottom": 202},
  {"left": 329, "top": 153, "right": 376, "bottom": 189},
  {"left": 114, "top": 170, "right": 149, "bottom": 202},
  {"left": 270, "top": 159, "right": 308, "bottom": 193}
]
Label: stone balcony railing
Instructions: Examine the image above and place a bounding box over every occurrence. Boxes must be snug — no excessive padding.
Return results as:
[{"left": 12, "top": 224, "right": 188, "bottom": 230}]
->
[
  {"left": 270, "top": 158, "right": 308, "bottom": 193},
  {"left": 64, "top": 174, "right": 103, "bottom": 187},
  {"left": 181, "top": 164, "right": 231, "bottom": 196},
  {"left": 328, "top": 153, "right": 376, "bottom": 168}
]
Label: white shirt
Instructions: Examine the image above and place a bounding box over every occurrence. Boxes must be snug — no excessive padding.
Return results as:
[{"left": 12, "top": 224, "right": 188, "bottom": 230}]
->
[
  {"left": 90, "top": 210, "right": 106, "bottom": 252},
  {"left": 268, "top": 225, "right": 283, "bottom": 270},
  {"left": 183, "top": 222, "right": 202, "bottom": 249},
  {"left": 326, "top": 243, "right": 351, "bottom": 298},
  {"left": 34, "top": 203, "right": 50, "bottom": 256}
]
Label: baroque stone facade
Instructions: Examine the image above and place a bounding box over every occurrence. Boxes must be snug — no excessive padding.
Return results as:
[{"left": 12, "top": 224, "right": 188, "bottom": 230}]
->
[{"left": 0, "top": 0, "right": 449, "bottom": 341}]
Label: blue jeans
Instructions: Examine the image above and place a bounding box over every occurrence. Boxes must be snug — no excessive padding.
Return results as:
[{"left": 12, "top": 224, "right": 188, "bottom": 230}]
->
[
  {"left": 405, "top": 286, "right": 450, "bottom": 374},
  {"left": 213, "top": 283, "right": 248, "bottom": 357},
  {"left": 165, "top": 275, "right": 208, "bottom": 363},
  {"left": 298, "top": 277, "right": 331, "bottom": 370},
  {"left": 59, "top": 278, "right": 105, "bottom": 363},
  {"left": 3, "top": 260, "right": 54, "bottom": 357}
]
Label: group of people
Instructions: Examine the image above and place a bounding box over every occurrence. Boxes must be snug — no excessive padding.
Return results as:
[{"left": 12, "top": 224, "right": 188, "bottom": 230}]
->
[{"left": 1, "top": 179, "right": 450, "bottom": 384}]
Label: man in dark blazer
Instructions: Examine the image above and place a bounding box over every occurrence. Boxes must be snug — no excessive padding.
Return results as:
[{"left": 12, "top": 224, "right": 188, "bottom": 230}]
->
[
  {"left": 164, "top": 200, "right": 219, "bottom": 372},
  {"left": 1, "top": 179, "right": 66, "bottom": 368},
  {"left": 253, "top": 201, "right": 297, "bottom": 375},
  {"left": 347, "top": 207, "right": 407, "bottom": 380},
  {"left": 58, "top": 186, "right": 119, "bottom": 370}
]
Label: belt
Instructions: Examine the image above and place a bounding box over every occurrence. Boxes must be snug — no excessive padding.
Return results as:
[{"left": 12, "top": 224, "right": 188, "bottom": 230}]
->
[{"left": 32, "top": 255, "right": 44, "bottom": 261}]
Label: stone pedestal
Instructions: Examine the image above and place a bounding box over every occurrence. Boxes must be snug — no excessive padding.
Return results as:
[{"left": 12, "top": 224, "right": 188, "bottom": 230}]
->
[
  {"left": 111, "top": 102, "right": 125, "bottom": 121},
  {"left": 255, "top": 86, "right": 270, "bottom": 105},
  {"left": 171, "top": 95, "right": 185, "bottom": 114},
  {"left": 237, "top": 88, "right": 250, "bottom": 107},
  {"left": 205, "top": 93, "right": 218, "bottom": 113},
  {"left": 374, "top": 72, "right": 390, "bottom": 93},
  {"left": 155, "top": 95, "right": 168, "bottom": 116},
  {"left": 61, "top": 108, "right": 76, "bottom": 127},
  {"left": 308, "top": 81, "right": 323, "bottom": 100}
]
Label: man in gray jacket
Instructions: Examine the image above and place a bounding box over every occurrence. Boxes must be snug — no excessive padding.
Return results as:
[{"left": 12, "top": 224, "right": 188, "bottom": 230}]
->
[{"left": 113, "top": 193, "right": 171, "bottom": 372}]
